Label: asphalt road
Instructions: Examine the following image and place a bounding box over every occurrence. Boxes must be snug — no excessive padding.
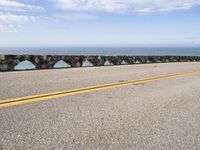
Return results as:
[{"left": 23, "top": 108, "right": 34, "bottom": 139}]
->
[{"left": 0, "top": 62, "right": 200, "bottom": 150}]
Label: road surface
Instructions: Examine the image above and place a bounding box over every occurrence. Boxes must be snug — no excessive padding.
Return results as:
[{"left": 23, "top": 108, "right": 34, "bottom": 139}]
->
[{"left": 0, "top": 62, "right": 200, "bottom": 149}]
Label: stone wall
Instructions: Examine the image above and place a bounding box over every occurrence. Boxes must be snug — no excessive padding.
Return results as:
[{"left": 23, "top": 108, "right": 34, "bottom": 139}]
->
[{"left": 0, "top": 55, "right": 200, "bottom": 71}]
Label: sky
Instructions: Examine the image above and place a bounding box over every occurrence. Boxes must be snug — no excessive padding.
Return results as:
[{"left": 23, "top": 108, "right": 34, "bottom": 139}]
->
[{"left": 0, "top": 0, "right": 200, "bottom": 47}]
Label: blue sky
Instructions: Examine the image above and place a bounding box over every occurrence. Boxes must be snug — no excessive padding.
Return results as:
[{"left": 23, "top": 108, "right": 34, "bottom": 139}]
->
[{"left": 0, "top": 0, "right": 200, "bottom": 47}]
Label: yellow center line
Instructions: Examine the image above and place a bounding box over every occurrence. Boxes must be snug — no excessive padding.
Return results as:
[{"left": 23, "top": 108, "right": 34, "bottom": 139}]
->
[{"left": 0, "top": 70, "right": 200, "bottom": 108}]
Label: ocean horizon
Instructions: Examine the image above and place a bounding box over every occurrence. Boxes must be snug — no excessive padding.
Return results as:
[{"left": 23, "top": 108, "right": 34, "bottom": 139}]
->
[{"left": 0, "top": 47, "right": 200, "bottom": 56}]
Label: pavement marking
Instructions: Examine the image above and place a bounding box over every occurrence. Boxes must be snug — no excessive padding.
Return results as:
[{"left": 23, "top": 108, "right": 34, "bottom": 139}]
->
[{"left": 0, "top": 70, "right": 200, "bottom": 108}]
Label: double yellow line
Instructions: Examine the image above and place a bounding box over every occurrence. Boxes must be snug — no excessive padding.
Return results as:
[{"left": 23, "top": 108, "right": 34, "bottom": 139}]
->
[{"left": 0, "top": 70, "right": 200, "bottom": 108}]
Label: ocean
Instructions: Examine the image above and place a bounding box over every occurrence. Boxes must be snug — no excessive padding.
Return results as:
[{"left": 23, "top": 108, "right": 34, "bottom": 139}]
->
[{"left": 0, "top": 47, "right": 200, "bottom": 56}]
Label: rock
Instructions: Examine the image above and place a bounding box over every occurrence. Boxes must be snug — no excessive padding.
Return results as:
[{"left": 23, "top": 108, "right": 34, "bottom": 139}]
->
[{"left": 0, "top": 55, "right": 199, "bottom": 71}]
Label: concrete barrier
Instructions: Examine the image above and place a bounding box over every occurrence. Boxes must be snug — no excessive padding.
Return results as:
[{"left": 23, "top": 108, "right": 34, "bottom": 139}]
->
[{"left": 0, "top": 55, "right": 200, "bottom": 71}]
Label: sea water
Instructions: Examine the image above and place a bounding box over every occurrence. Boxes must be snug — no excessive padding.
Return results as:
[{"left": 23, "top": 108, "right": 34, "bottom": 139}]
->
[{"left": 0, "top": 47, "right": 200, "bottom": 56}]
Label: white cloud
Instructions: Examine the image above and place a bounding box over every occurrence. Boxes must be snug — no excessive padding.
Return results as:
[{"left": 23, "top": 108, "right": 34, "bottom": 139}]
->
[
  {"left": 52, "top": 0, "right": 130, "bottom": 12},
  {"left": 57, "top": 13, "right": 96, "bottom": 21},
  {"left": 0, "top": 24, "right": 18, "bottom": 32},
  {"left": 52, "top": 0, "right": 200, "bottom": 13},
  {"left": 0, "top": 1, "right": 42, "bottom": 32},
  {"left": 0, "top": 12, "right": 37, "bottom": 32},
  {"left": 0, "top": 0, "right": 43, "bottom": 12},
  {"left": 0, "top": 12, "right": 36, "bottom": 24}
]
